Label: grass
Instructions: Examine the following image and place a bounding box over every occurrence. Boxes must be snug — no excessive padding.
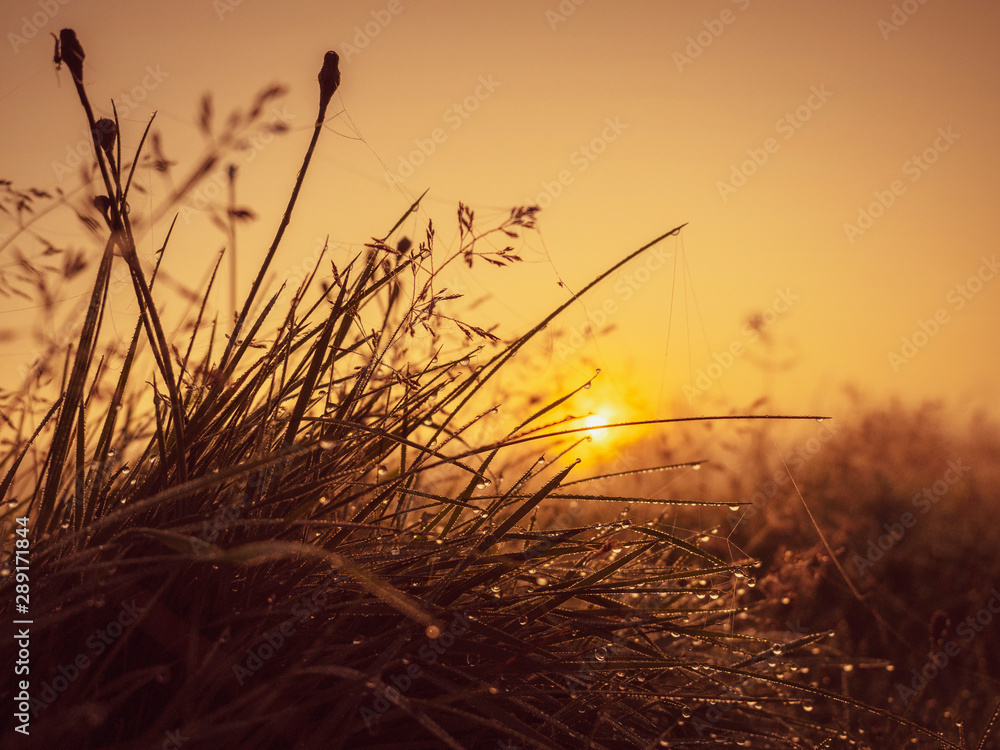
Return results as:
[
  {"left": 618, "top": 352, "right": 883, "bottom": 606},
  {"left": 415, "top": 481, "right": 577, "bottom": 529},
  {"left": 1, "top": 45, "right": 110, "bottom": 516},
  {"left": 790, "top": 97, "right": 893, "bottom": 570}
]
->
[{"left": 1, "top": 27, "right": 998, "bottom": 749}]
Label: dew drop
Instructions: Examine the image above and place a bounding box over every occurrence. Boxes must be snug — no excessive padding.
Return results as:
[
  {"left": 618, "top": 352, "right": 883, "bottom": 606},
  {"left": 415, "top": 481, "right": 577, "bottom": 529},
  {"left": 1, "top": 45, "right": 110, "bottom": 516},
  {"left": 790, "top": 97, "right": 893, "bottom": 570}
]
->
[
  {"left": 390, "top": 547, "right": 400, "bottom": 556},
  {"left": 320, "top": 439, "right": 335, "bottom": 449},
  {"left": 680, "top": 706, "right": 692, "bottom": 719},
  {"left": 425, "top": 624, "right": 442, "bottom": 639}
]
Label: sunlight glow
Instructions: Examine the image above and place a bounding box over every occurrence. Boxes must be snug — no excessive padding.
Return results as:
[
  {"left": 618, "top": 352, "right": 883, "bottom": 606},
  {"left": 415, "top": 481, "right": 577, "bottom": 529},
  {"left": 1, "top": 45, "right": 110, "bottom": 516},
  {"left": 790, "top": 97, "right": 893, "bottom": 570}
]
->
[{"left": 583, "top": 412, "right": 612, "bottom": 441}]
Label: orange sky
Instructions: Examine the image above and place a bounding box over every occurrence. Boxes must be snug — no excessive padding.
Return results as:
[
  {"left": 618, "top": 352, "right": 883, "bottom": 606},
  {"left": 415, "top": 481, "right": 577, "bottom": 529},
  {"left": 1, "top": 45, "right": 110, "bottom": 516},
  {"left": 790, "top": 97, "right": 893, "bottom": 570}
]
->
[{"left": 2, "top": 0, "right": 999, "bottom": 425}]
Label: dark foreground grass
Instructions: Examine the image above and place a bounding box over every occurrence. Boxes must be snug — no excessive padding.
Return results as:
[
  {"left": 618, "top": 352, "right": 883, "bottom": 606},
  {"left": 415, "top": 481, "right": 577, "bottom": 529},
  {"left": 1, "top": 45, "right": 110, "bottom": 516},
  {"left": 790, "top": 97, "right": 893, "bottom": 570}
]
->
[{"left": 1, "top": 29, "right": 997, "bottom": 749}]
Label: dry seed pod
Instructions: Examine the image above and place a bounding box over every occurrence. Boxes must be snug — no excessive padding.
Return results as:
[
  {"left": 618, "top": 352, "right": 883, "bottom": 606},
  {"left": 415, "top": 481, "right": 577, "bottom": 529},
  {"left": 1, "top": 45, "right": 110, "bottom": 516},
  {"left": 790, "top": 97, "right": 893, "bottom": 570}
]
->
[
  {"left": 94, "top": 118, "right": 117, "bottom": 156},
  {"left": 318, "top": 51, "right": 340, "bottom": 110},
  {"left": 59, "top": 28, "right": 85, "bottom": 82}
]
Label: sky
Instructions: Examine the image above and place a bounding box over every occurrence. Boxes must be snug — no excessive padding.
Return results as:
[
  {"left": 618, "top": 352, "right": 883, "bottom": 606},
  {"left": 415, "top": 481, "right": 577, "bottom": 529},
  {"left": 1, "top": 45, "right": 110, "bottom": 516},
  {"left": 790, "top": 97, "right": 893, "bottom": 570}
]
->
[{"left": 2, "top": 0, "right": 999, "bottom": 432}]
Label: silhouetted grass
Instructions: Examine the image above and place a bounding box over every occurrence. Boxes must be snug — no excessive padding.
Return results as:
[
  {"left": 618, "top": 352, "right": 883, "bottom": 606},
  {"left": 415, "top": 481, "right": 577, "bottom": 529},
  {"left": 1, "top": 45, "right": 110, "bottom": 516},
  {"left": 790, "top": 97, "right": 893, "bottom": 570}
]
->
[{"left": 1, "top": 28, "right": 997, "bottom": 750}]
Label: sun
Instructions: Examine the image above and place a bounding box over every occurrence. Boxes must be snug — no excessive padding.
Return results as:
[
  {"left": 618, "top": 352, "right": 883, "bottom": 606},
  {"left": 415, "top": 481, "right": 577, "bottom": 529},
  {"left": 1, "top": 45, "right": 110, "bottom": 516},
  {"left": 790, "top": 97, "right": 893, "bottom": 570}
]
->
[{"left": 582, "top": 411, "right": 612, "bottom": 442}]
